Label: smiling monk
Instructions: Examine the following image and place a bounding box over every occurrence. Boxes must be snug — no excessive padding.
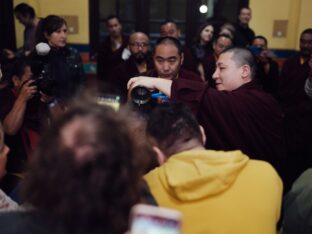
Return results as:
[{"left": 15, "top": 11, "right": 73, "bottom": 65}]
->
[{"left": 128, "top": 47, "right": 286, "bottom": 182}]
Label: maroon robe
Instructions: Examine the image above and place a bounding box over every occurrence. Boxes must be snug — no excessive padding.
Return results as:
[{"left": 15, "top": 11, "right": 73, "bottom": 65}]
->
[
  {"left": 171, "top": 79, "right": 286, "bottom": 175},
  {"left": 97, "top": 35, "right": 129, "bottom": 81},
  {"left": 279, "top": 55, "right": 312, "bottom": 179},
  {"left": 182, "top": 47, "right": 199, "bottom": 75},
  {"left": 142, "top": 68, "right": 203, "bottom": 82}
]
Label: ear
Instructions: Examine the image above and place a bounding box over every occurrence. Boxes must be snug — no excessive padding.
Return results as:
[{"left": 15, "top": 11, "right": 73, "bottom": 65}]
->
[
  {"left": 152, "top": 146, "right": 167, "bottom": 165},
  {"left": 241, "top": 64, "right": 251, "bottom": 80},
  {"left": 213, "top": 41, "right": 216, "bottom": 51},
  {"left": 180, "top": 52, "right": 184, "bottom": 65},
  {"left": 199, "top": 125, "right": 206, "bottom": 145},
  {"left": 44, "top": 32, "right": 49, "bottom": 40},
  {"left": 177, "top": 29, "right": 181, "bottom": 38}
]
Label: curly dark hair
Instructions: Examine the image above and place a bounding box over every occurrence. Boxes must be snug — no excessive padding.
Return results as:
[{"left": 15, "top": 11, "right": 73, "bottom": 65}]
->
[{"left": 22, "top": 101, "right": 144, "bottom": 234}]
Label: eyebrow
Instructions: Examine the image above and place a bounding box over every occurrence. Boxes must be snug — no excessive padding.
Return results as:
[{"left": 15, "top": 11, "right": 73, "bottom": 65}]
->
[
  {"left": 216, "top": 62, "right": 226, "bottom": 66},
  {"left": 155, "top": 56, "right": 177, "bottom": 59}
]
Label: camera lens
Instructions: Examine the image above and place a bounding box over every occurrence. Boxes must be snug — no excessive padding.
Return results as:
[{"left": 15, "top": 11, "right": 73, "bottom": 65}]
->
[{"left": 131, "top": 86, "right": 151, "bottom": 106}]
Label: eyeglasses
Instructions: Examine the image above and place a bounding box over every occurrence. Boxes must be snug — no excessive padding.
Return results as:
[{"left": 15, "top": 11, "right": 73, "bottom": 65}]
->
[{"left": 129, "top": 42, "right": 149, "bottom": 48}]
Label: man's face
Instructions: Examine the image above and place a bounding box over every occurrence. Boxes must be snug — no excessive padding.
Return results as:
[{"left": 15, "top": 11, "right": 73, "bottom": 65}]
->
[
  {"left": 238, "top": 8, "right": 252, "bottom": 25},
  {"left": 252, "top": 38, "right": 267, "bottom": 49},
  {"left": 14, "top": 66, "right": 33, "bottom": 90},
  {"left": 213, "top": 37, "right": 232, "bottom": 57},
  {"left": 15, "top": 13, "right": 32, "bottom": 26},
  {"left": 213, "top": 52, "right": 246, "bottom": 91},
  {"left": 300, "top": 33, "right": 312, "bottom": 58},
  {"left": 160, "top": 23, "right": 180, "bottom": 39},
  {"left": 153, "top": 43, "right": 183, "bottom": 79},
  {"left": 129, "top": 33, "right": 149, "bottom": 64},
  {"left": 106, "top": 18, "right": 122, "bottom": 38}
]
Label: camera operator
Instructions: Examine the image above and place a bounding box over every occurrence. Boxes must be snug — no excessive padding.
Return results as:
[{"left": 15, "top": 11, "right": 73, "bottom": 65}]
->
[
  {"left": 0, "top": 58, "right": 59, "bottom": 174},
  {"left": 128, "top": 36, "right": 202, "bottom": 114},
  {"left": 31, "top": 15, "right": 85, "bottom": 104},
  {"left": 252, "top": 36, "right": 279, "bottom": 98}
]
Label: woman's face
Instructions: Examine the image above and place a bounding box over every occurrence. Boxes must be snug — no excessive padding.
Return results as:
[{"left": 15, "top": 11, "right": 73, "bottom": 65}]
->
[
  {"left": 200, "top": 25, "right": 214, "bottom": 44},
  {"left": 46, "top": 24, "right": 67, "bottom": 48}
]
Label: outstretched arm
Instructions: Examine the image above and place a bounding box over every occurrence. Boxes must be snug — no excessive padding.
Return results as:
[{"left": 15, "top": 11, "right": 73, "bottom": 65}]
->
[{"left": 127, "top": 76, "right": 173, "bottom": 98}]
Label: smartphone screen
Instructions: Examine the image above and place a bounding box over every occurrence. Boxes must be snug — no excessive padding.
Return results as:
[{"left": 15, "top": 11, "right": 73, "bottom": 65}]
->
[
  {"left": 96, "top": 94, "right": 120, "bottom": 111},
  {"left": 130, "top": 204, "right": 182, "bottom": 234}
]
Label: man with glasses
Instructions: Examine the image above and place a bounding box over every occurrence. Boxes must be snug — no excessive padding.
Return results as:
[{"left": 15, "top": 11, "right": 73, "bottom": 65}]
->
[{"left": 109, "top": 32, "right": 152, "bottom": 100}]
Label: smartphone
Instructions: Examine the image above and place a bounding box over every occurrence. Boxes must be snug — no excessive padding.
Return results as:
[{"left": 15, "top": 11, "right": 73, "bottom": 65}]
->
[
  {"left": 130, "top": 204, "right": 182, "bottom": 234},
  {"left": 96, "top": 94, "right": 121, "bottom": 111}
]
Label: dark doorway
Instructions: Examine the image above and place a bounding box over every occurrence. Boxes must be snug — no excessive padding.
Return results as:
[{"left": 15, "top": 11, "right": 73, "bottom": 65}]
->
[{"left": 0, "top": 0, "right": 16, "bottom": 51}]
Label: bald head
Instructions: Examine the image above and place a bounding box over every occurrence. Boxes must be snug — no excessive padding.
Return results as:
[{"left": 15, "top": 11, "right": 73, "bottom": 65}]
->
[{"left": 128, "top": 32, "right": 150, "bottom": 64}]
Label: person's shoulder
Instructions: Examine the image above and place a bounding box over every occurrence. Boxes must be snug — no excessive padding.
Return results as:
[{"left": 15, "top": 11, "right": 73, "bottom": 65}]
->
[
  {"left": 247, "top": 159, "right": 282, "bottom": 181},
  {"left": 179, "top": 69, "right": 203, "bottom": 82},
  {"left": 66, "top": 46, "right": 79, "bottom": 55}
]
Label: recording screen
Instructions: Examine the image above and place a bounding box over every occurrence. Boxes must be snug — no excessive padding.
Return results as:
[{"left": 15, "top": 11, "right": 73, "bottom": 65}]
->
[{"left": 131, "top": 213, "right": 181, "bottom": 234}]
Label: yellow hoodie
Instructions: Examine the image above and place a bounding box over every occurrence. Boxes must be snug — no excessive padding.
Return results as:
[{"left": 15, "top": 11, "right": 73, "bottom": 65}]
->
[{"left": 144, "top": 150, "right": 283, "bottom": 234}]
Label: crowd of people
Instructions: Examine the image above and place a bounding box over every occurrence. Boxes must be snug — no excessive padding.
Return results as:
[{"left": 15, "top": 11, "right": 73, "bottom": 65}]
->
[{"left": 0, "top": 2, "right": 312, "bottom": 234}]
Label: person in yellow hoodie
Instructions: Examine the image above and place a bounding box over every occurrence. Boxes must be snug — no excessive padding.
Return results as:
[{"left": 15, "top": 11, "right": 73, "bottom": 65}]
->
[{"left": 144, "top": 103, "right": 283, "bottom": 234}]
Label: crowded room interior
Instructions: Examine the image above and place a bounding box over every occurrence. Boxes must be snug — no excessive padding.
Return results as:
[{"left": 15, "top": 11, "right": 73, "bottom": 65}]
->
[{"left": 0, "top": 0, "right": 311, "bottom": 233}]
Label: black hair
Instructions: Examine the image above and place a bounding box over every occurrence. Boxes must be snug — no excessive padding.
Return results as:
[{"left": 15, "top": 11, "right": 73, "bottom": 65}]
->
[
  {"left": 105, "top": 15, "right": 120, "bottom": 24},
  {"left": 153, "top": 36, "right": 183, "bottom": 55},
  {"left": 160, "top": 20, "right": 178, "bottom": 28},
  {"left": 14, "top": 3, "right": 35, "bottom": 19},
  {"left": 194, "top": 22, "right": 214, "bottom": 44},
  {"left": 146, "top": 103, "right": 203, "bottom": 155},
  {"left": 301, "top": 28, "right": 312, "bottom": 37},
  {"left": 239, "top": 6, "right": 251, "bottom": 14},
  {"left": 214, "top": 33, "right": 233, "bottom": 44},
  {"left": 36, "top": 15, "right": 67, "bottom": 44},
  {"left": 11, "top": 58, "right": 31, "bottom": 79},
  {"left": 253, "top": 35, "right": 268, "bottom": 46},
  {"left": 221, "top": 47, "right": 256, "bottom": 79}
]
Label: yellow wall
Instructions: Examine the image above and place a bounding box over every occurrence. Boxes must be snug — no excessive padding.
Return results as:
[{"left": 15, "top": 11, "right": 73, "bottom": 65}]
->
[
  {"left": 14, "top": 0, "right": 89, "bottom": 48},
  {"left": 250, "top": 0, "right": 312, "bottom": 50},
  {"left": 13, "top": 1, "right": 311, "bottom": 50}
]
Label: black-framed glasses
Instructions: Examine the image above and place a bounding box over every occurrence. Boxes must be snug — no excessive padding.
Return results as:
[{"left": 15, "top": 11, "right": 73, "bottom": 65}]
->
[{"left": 129, "top": 42, "right": 149, "bottom": 48}]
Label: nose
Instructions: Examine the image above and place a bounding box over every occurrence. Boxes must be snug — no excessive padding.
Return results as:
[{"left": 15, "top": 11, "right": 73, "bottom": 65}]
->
[
  {"left": 4, "top": 144, "right": 10, "bottom": 155},
  {"left": 212, "top": 67, "right": 219, "bottom": 80},
  {"left": 163, "top": 61, "right": 170, "bottom": 71}
]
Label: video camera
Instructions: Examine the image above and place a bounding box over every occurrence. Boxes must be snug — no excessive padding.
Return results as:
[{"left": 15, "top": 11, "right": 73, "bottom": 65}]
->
[
  {"left": 30, "top": 43, "right": 56, "bottom": 96},
  {"left": 130, "top": 86, "right": 169, "bottom": 114}
]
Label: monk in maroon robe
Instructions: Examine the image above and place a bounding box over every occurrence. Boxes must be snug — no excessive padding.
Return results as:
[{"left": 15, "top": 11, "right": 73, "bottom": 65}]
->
[
  {"left": 279, "top": 28, "right": 312, "bottom": 181},
  {"left": 140, "top": 36, "right": 202, "bottom": 83},
  {"left": 128, "top": 47, "right": 286, "bottom": 185}
]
